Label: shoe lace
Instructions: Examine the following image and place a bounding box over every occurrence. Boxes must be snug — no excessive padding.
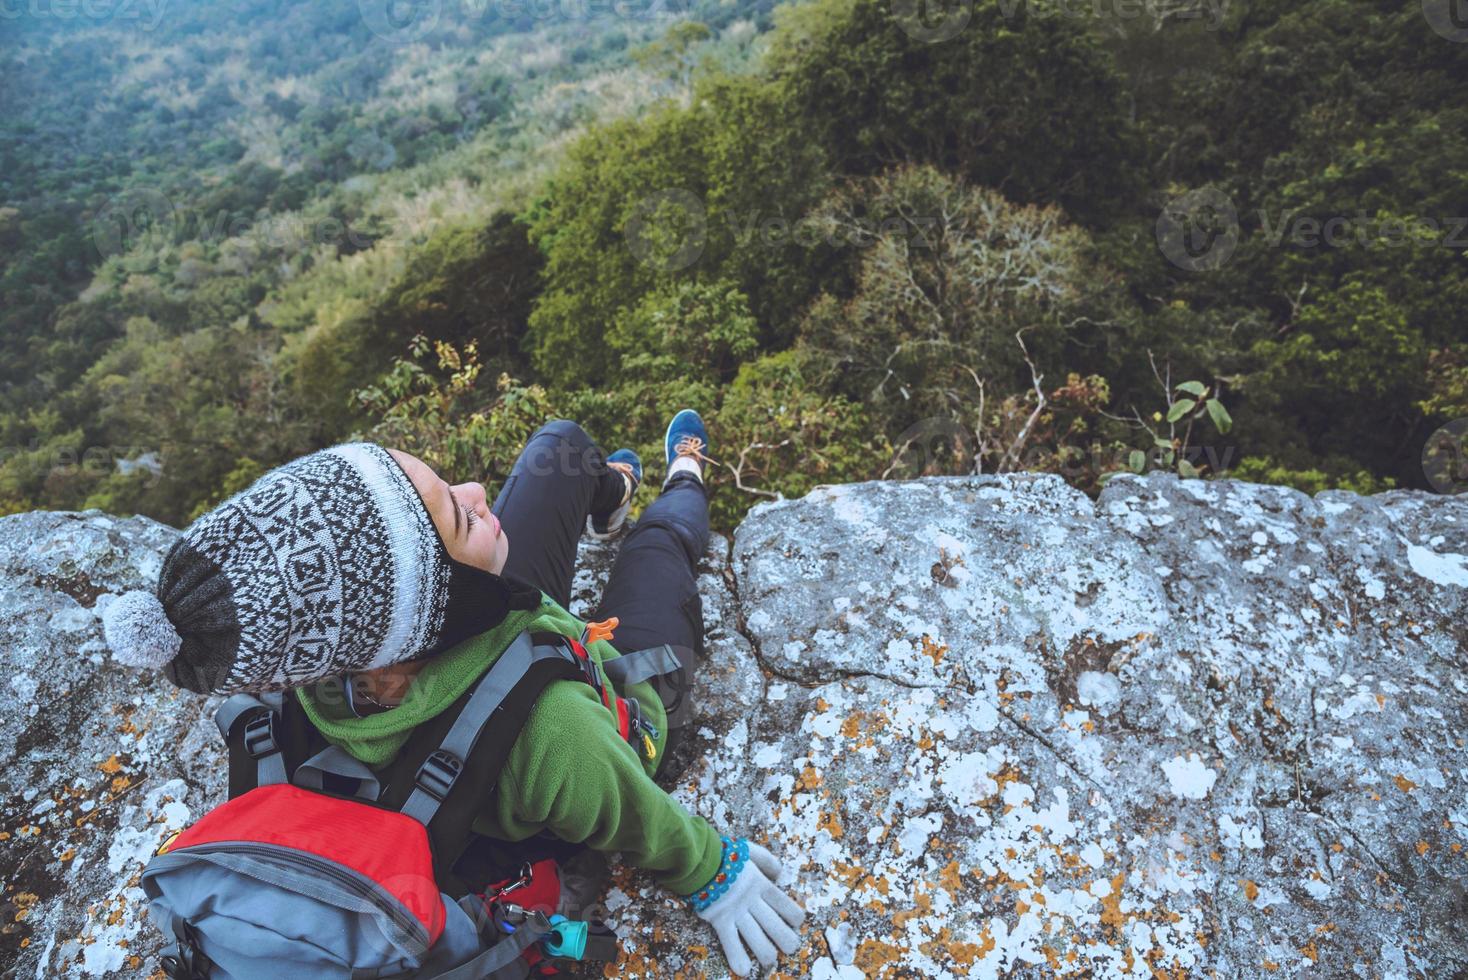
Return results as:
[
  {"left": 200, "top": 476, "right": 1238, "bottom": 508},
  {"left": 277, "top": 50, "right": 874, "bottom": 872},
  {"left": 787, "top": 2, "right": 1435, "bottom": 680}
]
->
[
  {"left": 674, "top": 434, "right": 715, "bottom": 467},
  {"left": 606, "top": 460, "right": 636, "bottom": 507}
]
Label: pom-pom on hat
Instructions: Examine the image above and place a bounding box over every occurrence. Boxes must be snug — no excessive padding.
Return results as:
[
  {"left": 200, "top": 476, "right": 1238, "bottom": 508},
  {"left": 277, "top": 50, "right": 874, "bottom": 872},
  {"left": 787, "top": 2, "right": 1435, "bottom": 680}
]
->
[
  {"left": 101, "top": 590, "right": 183, "bottom": 669},
  {"left": 101, "top": 442, "right": 537, "bottom": 695}
]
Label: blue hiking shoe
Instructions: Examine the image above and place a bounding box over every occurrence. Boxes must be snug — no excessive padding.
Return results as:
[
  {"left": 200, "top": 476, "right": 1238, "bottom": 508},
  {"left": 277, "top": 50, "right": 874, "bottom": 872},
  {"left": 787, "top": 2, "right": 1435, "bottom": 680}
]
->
[
  {"left": 664, "top": 408, "right": 712, "bottom": 485},
  {"left": 587, "top": 448, "right": 642, "bottom": 540}
]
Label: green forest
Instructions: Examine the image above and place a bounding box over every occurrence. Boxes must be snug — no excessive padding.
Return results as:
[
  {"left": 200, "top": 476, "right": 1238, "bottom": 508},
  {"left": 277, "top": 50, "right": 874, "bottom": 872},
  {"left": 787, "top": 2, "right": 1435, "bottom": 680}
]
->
[{"left": 3, "top": 0, "right": 1465, "bottom": 532}]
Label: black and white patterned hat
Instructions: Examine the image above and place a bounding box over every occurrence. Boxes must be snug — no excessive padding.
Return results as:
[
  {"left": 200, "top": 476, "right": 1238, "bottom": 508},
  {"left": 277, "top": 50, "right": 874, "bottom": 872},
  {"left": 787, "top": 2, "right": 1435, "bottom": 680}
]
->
[{"left": 100, "top": 442, "right": 538, "bottom": 694}]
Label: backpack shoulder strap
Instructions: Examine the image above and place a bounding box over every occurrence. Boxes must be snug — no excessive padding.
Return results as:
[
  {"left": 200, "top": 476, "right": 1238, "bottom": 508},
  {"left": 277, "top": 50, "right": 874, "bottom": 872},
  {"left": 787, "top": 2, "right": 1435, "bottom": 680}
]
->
[
  {"left": 380, "top": 630, "right": 586, "bottom": 895},
  {"left": 217, "top": 690, "right": 327, "bottom": 799}
]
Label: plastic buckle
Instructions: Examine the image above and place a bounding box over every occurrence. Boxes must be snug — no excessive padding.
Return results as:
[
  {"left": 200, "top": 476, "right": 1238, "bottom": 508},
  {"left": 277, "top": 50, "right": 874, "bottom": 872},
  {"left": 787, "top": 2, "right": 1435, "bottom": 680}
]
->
[
  {"left": 160, "top": 921, "right": 212, "bottom": 979},
  {"left": 493, "top": 903, "right": 549, "bottom": 934},
  {"left": 241, "top": 711, "right": 279, "bottom": 759},
  {"left": 414, "top": 749, "right": 462, "bottom": 801}
]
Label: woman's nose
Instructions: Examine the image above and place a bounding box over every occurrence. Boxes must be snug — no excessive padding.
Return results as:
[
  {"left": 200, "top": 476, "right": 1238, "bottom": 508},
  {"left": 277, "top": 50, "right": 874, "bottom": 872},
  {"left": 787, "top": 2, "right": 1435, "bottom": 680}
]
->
[{"left": 455, "top": 481, "right": 489, "bottom": 513}]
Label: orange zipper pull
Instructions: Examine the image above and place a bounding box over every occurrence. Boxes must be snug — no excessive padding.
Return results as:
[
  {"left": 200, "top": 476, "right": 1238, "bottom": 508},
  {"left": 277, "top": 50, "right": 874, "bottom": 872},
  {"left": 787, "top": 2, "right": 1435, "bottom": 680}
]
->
[{"left": 583, "top": 617, "right": 618, "bottom": 645}]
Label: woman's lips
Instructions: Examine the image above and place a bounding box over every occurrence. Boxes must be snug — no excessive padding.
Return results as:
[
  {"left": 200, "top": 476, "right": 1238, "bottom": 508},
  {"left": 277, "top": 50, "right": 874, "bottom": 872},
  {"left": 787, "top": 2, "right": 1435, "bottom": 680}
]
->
[{"left": 488, "top": 512, "right": 502, "bottom": 538}]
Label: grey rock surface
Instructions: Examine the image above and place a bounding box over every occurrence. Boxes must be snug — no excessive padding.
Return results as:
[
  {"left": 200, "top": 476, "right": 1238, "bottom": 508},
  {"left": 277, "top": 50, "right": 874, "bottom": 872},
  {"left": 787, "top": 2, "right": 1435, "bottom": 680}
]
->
[{"left": 3, "top": 476, "right": 1466, "bottom": 979}]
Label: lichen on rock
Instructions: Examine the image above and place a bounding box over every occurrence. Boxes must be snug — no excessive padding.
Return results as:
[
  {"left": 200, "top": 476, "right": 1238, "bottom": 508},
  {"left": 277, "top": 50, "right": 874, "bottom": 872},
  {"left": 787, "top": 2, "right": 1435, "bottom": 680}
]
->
[{"left": 3, "top": 475, "right": 1466, "bottom": 978}]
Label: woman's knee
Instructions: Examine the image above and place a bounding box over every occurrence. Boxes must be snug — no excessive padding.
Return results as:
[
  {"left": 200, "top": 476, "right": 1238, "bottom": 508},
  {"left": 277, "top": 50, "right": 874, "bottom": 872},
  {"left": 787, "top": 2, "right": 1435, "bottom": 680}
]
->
[
  {"left": 521, "top": 420, "right": 601, "bottom": 478},
  {"left": 531, "top": 419, "right": 594, "bottom": 449}
]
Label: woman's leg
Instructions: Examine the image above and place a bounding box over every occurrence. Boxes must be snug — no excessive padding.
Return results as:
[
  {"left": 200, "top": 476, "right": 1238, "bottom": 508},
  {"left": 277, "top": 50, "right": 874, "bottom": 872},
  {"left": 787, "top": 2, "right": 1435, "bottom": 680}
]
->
[
  {"left": 492, "top": 420, "right": 627, "bottom": 607},
  {"left": 593, "top": 471, "right": 710, "bottom": 759}
]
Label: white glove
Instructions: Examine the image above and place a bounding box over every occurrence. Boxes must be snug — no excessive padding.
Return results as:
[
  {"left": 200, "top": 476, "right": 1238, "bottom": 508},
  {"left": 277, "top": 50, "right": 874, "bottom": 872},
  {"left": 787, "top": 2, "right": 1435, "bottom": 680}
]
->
[{"left": 692, "top": 837, "right": 805, "bottom": 976}]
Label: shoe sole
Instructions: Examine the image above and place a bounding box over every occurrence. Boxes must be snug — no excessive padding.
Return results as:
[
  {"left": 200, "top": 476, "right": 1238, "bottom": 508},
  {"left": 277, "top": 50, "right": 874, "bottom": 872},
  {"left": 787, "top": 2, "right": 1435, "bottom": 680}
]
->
[{"left": 585, "top": 510, "right": 629, "bottom": 541}]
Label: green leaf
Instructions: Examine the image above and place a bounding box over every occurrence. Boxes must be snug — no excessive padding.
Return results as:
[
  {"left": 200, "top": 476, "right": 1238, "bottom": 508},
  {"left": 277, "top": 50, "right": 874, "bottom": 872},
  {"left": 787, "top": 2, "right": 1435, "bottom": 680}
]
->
[
  {"left": 1162, "top": 449, "right": 1175, "bottom": 467},
  {"left": 1154, "top": 436, "right": 1174, "bottom": 450},
  {"left": 1177, "top": 459, "right": 1200, "bottom": 478},
  {"left": 1129, "top": 450, "right": 1145, "bottom": 473},
  {"left": 1206, "top": 398, "right": 1233, "bottom": 434},
  {"left": 1166, "top": 398, "right": 1197, "bottom": 423},
  {"left": 1175, "top": 380, "right": 1206, "bottom": 397}
]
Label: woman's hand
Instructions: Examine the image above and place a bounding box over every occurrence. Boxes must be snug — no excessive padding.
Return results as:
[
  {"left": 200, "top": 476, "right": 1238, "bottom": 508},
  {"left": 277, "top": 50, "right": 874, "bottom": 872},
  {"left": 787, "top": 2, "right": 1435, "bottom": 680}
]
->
[{"left": 690, "top": 837, "right": 805, "bottom": 976}]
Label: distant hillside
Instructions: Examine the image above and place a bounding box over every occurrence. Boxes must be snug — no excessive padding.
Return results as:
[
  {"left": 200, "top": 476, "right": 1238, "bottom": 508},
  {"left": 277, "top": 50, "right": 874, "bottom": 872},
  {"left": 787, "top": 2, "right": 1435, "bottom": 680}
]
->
[{"left": 3, "top": 0, "right": 1465, "bottom": 533}]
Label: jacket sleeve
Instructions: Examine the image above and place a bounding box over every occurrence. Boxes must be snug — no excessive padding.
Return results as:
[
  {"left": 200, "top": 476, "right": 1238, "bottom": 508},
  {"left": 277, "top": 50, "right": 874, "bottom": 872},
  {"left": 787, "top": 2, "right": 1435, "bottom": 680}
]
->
[{"left": 476, "top": 679, "right": 723, "bottom": 896}]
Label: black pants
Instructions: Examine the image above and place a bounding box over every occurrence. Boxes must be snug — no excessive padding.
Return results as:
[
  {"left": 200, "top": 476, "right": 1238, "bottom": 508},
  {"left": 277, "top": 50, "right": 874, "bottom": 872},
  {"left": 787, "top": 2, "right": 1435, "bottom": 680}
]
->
[{"left": 490, "top": 420, "right": 708, "bottom": 756}]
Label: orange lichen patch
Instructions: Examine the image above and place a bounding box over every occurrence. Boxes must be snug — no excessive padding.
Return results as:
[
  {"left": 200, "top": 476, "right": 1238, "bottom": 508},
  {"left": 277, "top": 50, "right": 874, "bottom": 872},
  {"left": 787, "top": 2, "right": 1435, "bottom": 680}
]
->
[
  {"left": 1240, "top": 879, "right": 1259, "bottom": 902},
  {"left": 1300, "top": 941, "right": 1319, "bottom": 963},
  {"left": 1098, "top": 872, "right": 1127, "bottom": 934},
  {"left": 11, "top": 892, "right": 40, "bottom": 922},
  {"left": 891, "top": 891, "right": 933, "bottom": 929},
  {"left": 1393, "top": 775, "right": 1417, "bottom": 793},
  {"left": 831, "top": 861, "right": 866, "bottom": 887},
  {"left": 815, "top": 698, "right": 830, "bottom": 712},
  {"left": 1209, "top": 851, "right": 1222, "bottom": 862},
  {"left": 817, "top": 809, "right": 845, "bottom": 840},
  {"left": 1375, "top": 693, "right": 1385, "bottom": 708},
  {"left": 1262, "top": 960, "right": 1279, "bottom": 972},
  {"left": 854, "top": 938, "right": 905, "bottom": 973},
  {"left": 1415, "top": 841, "right": 1430, "bottom": 856},
  {"left": 1330, "top": 842, "right": 1344, "bottom": 853},
  {"left": 841, "top": 715, "right": 861, "bottom": 739},
  {"left": 98, "top": 755, "right": 124, "bottom": 775},
  {"left": 1315, "top": 923, "right": 1337, "bottom": 935},
  {"left": 796, "top": 765, "right": 823, "bottom": 792},
  {"left": 920, "top": 635, "right": 948, "bottom": 667},
  {"left": 938, "top": 859, "right": 964, "bottom": 898}
]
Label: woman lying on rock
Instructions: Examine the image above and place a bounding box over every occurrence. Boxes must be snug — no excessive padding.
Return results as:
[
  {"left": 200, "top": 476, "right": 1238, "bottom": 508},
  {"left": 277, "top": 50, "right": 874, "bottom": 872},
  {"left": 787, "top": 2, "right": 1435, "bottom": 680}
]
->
[{"left": 101, "top": 410, "right": 804, "bottom": 979}]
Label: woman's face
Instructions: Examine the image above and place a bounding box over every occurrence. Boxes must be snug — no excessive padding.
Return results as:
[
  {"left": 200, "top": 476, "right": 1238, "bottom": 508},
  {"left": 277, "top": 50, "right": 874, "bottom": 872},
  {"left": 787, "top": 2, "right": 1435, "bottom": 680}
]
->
[{"left": 387, "top": 449, "right": 509, "bottom": 574}]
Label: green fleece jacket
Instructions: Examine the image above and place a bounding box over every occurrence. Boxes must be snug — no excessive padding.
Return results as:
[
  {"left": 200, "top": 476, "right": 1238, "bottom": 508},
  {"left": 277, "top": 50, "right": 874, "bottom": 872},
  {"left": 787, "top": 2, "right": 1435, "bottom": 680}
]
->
[{"left": 294, "top": 592, "right": 722, "bottom": 896}]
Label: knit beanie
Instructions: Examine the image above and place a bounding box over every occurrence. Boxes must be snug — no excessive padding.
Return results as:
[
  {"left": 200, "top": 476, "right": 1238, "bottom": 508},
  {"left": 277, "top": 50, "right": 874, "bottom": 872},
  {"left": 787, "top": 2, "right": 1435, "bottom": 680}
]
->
[{"left": 100, "top": 442, "right": 539, "bottom": 694}]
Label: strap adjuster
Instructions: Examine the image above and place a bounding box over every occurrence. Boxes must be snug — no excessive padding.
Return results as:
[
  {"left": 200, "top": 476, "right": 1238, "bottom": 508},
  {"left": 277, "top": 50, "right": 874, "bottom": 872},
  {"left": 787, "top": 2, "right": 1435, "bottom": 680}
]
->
[
  {"left": 415, "top": 749, "right": 462, "bottom": 801},
  {"left": 242, "top": 711, "right": 279, "bottom": 760}
]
